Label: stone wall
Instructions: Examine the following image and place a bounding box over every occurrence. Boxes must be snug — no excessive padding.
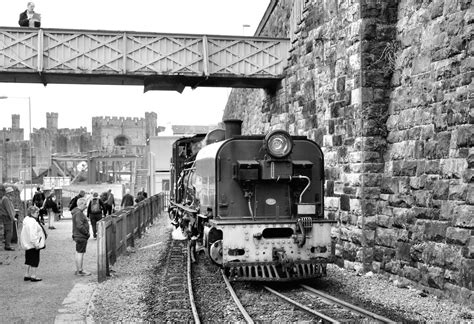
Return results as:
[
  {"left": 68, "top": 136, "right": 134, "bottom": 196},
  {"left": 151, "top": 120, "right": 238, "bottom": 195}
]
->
[{"left": 224, "top": 0, "right": 473, "bottom": 305}]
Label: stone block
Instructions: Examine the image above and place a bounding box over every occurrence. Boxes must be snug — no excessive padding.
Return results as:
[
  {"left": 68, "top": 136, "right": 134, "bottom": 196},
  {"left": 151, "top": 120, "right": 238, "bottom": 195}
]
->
[
  {"left": 402, "top": 265, "right": 422, "bottom": 282},
  {"left": 432, "top": 180, "right": 449, "bottom": 200},
  {"left": 440, "top": 158, "right": 468, "bottom": 179},
  {"left": 454, "top": 205, "right": 474, "bottom": 228},
  {"left": 376, "top": 214, "right": 393, "bottom": 228},
  {"left": 389, "top": 194, "right": 415, "bottom": 208},
  {"left": 422, "top": 242, "right": 445, "bottom": 267},
  {"left": 400, "top": 161, "right": 418, "bottom": 176},
  {"left": 381, "top": 177, "right": 398, "bottom": 194},
  {"left": 340, "top": 194, "right": 350, "bottom": 211},
  {"left": 396, "top": 242, "right": 412, "bottom": 261},
  {"left": 424, "top": 221, "right": 449, "bottom": 242},
  {"left": 448, "top": 183, "right": 467, "bottom": 201},
  {"left": 446, "top": 227, "right": 471, "bottom": 245},
  {"left": 413, "top": 190, "right": 431, "bottom": 207},
  {"left": 460, "top": 258, "right": 474, "bottom": 289},
  {"left": 325, "top": 197, "right": 340, "bottom": 210},
  {"left": 455, "top": 125, "right": 474, "bottom": 148},
  {"left": 375, "top": 227, "right": 404, "bottom": 248},
  {"left": 426, "top": 266, "right": 445, "bottom": 289},
  {"left": 374, "top": 246, "right": 396, "bottom": 262}
]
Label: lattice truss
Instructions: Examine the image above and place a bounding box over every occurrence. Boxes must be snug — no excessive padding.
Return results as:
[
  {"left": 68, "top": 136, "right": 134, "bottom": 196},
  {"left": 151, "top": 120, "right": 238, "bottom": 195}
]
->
[
  {"left": 126, "top": 35, "right": 204, "bottom": 74},
  {"left": 0, "top": 30, "right": 38, "bottom": 70},
  {"left": 43, "top": 32, "right": 123, "bottom": 72},
  {"left": 1, "top": 28, "right": 288, "bottom": 78},
  {"left": 207, "top": 38, "right": 284, "bottom": 76}
]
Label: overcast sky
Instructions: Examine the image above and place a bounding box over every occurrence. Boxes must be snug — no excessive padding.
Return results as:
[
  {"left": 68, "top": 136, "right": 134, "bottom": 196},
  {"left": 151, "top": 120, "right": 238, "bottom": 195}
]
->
[{"left": 0, "top": 1, "right": 270, "bottom": 137}]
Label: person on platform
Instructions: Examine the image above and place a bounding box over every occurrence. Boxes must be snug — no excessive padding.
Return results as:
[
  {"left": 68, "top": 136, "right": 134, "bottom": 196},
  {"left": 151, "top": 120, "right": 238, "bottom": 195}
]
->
[
  {"left": 72, "top": 197, "right": 91, "bottom": 276},
  {"left": 69, "top": 190, "right": 85, "bottom": 211},
  {"left": 87, "top": 192, "right": 104, "bottom": 239},
  {"left": 0, "top": 186, "right": 16, "bottom": 251},
  {"left": 135, "top": 188, "right": 148, "bottom": 203},
  {"left": 19, "top": 2, "right": 41, "bottom": 28},
  {"left": 43, "top": 192, "right": 60, "bottom": 230},
  {"left": 20, "top": 206, "right": 47, "bottom": 282},
  {"left": 32, "top": 187, "right": 45, "bottom": 209},
  {"left": 104, "top": 189, "right": 115, "bottom": 215},
  {"left": 121, "top": 189, "right": 134, "bottom": 208}
]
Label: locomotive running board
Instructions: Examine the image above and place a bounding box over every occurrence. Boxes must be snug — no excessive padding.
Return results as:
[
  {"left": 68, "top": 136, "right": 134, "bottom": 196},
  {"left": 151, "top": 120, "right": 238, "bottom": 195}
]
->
[{"left": 225, "top": 261, "right": 327, "bottom": 282}]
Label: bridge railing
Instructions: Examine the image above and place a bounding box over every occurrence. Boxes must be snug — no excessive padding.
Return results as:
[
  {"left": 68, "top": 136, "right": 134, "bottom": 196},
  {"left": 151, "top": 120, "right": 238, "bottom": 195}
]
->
[
  {"left": 0, "top": 27, "right": 289, "bottom": 84},
  {"left": 97, "top": 192, "right": 167, "bottom": 282}
]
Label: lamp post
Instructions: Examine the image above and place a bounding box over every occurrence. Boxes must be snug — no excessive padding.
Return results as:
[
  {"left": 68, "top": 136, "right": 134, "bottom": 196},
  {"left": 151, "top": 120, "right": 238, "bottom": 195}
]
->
[
  {"left": 0, "top": 96, "right": 33, "bottom": 213},
  {"left": 242, "top": 24, "right": 251, "bottom": 35}
]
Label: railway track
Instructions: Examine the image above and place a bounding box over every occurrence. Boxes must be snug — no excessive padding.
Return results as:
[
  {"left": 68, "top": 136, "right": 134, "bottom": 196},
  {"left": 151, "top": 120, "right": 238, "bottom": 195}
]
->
[
  {"left": 147, "top": 234, "right": 394, "bottom": 323},
  {"left": 221, "top": 274, "right": 395, "bottom": 323},
  {"left": 144, "top": 237, "right": 195, "bottom": 322}
]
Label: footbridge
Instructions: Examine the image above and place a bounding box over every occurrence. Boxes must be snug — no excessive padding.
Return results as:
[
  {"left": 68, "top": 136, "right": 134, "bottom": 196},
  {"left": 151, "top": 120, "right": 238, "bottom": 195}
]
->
[{"left": 0, "top": 27, "right": 289, "bottom": 92}]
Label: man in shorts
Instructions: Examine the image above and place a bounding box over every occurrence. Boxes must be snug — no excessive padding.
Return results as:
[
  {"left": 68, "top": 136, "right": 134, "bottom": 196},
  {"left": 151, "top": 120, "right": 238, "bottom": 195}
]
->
[{"left": 72, "top": 197, "right": 91, "bottom": 276}]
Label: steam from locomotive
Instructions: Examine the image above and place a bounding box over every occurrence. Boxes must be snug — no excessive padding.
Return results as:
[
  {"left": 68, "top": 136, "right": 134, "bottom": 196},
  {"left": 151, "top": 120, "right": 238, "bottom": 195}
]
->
[{"left": 168, "top": 120, "right": 335, "bottom": 281}]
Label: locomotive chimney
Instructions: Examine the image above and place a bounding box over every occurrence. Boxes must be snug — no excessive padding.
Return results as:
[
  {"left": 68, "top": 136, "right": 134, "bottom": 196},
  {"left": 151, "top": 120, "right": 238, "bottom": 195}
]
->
[{"left": 223, "top": 119, "right": 242, "bottom": 139}]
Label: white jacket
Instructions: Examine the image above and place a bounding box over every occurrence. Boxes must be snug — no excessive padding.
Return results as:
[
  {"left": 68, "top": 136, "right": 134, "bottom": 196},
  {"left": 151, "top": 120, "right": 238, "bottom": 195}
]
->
[{"left": 20, "top": 216, "right": 46, "bottom": 250}]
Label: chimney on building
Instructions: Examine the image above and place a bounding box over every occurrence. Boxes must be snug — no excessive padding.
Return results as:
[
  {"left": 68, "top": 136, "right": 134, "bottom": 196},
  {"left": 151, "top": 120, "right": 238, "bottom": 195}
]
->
[
  {"left": 46, "top": 112, "right": 59, "bottom": 129},
  {"left": 12, "top": 114, "right": 20, "bottom": 129}
]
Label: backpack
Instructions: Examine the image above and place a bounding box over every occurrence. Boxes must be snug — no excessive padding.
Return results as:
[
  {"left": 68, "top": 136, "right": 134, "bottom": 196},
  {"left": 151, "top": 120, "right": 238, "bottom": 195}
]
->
[{"left": 90, "top": 198, "right": 101, "bottom": 213}]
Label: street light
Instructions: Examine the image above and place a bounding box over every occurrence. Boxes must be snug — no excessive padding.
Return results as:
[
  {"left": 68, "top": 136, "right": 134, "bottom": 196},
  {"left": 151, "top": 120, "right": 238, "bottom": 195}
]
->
[
  {"left": 242, "top": 24, "right": 251, "bottom": 35},
  {"left": 0, "top": 96, "right": 33, "bottom": 213}
]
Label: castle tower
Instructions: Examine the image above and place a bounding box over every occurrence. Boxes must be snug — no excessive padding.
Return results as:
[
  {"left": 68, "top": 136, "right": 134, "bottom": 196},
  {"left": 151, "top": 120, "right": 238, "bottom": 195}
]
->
[
  {"left": 145, "top": 112, "right": 157, "bottom": 139},
  {"left": 46, "top": 112, "right": 59, "bottom": 129},
  {"left": 12, "top": 114, "right": 20, "bottom": 129}
]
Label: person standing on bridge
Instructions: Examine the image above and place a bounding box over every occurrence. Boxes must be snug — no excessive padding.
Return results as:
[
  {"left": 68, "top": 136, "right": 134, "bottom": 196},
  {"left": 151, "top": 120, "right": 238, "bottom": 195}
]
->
[
  {"left": 72, "top": 197, "right": 91, "bottom": 276},
  {"left": 18, "top": 2, "right": 41, "bottom": 28}
]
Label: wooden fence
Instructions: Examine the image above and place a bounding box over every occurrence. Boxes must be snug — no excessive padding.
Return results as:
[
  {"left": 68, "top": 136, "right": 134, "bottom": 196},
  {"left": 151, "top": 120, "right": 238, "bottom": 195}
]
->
[{"left": 97, "top": 192, "right": 167, "bottom": 282}]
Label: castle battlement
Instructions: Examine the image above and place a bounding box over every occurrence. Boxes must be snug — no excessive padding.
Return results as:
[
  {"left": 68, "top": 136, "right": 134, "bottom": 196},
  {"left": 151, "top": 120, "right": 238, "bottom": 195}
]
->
[{"left": 93, "top": 116, "right": 146, "bottom": 127}]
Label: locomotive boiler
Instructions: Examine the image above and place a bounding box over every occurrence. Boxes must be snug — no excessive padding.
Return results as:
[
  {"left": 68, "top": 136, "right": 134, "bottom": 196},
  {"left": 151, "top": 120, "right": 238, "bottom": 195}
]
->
[{"left": 168, "top": 120, "right": 334, "bottom": 281}]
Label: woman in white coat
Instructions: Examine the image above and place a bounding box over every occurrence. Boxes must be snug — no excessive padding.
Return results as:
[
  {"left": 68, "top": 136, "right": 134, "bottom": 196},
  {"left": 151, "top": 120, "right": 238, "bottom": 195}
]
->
[{"left": 20, "top": 206, "right": 47, "bottom": 282}]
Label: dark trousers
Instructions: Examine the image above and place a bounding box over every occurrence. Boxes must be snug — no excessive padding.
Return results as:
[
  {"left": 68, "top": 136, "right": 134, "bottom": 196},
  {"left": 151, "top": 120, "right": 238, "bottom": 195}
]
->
[
  {"left": 1, "top": 217, "right": 13, "bottom": 248},
  {"left": 89, "top": 213, "right": 102, "bottom": 238},
  {"left": 104, "top": 204, "right": 113, "bottom": 215}
]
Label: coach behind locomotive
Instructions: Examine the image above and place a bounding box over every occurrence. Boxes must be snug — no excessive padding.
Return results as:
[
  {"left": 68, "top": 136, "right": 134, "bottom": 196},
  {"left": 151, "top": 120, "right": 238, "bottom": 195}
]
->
[{"left": 169, "top": 120, "right": 334, "bottom": 281}]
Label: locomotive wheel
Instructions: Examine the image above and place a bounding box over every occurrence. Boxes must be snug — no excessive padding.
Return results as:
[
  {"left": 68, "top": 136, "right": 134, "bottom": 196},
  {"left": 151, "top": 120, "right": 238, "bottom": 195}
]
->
[{"left": 209, "top": 240, "right": 223, "bottom": 265}]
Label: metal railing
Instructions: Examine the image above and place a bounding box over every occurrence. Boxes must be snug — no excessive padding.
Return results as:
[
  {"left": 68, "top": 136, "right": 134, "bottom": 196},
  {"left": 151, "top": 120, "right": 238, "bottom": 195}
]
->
[{"left": 97, "top": 192, "right": 167, "bottom": 282}]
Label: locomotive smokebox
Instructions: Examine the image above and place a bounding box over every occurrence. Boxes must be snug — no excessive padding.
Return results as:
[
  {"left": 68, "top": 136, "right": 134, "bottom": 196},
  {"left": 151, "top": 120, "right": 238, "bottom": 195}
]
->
[{"left": 223, "top": 119, "right": 242, "bottom": 139}]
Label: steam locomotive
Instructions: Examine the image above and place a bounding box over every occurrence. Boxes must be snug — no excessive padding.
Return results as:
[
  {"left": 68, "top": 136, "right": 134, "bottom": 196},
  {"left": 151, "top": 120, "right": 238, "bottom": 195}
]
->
[{"left": 168, "top": 120, "right": 334, "bottom": 281}]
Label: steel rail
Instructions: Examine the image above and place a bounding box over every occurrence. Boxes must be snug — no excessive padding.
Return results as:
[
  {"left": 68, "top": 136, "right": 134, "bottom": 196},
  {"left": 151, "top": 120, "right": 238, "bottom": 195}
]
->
[
  {"left": 300, "top": 284, "right": 396, "bottom": 323},
  {"left": 221, "top": 270, "right": 254, "bottom": 324},
  {"left": 187, "top": 242, "right": 201, "bottom": 324},
  {"left": 263, "top": 286, "right": 340, "bottom": 323}
]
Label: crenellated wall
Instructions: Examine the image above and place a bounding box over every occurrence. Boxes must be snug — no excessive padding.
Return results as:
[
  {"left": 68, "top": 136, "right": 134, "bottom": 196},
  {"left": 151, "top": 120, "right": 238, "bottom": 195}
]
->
[
  {"left": 92, "top": 113, "right": 157, "bottom": 151},
  {"left": 224, "top": 0, "right": 473, "bottom": 305}
]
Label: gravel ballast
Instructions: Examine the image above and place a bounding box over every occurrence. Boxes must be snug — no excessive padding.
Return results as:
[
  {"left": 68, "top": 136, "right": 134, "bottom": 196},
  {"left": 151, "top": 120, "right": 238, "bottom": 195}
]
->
[{"left": 89, "top": 215, "right": 473, "bottom": 322}]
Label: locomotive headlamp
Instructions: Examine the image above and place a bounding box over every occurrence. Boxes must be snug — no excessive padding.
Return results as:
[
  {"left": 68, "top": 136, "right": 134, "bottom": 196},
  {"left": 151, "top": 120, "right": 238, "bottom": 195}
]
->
[{"left": 265, "top": 130, "right": 293, "bottom": 158}]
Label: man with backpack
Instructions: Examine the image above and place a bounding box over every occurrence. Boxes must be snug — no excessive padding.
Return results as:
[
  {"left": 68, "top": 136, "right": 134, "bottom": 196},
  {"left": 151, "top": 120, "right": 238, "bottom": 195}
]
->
[{"left": 86, "top": 192, "right": 104, "bottom": 239}]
